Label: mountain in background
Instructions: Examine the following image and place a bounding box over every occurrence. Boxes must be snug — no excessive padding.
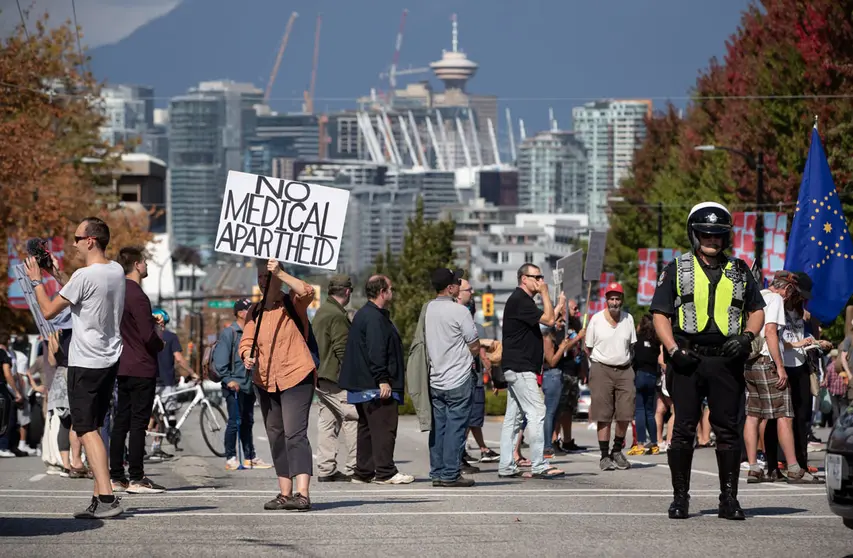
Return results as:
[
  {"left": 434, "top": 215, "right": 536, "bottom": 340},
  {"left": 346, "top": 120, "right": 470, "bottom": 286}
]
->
[{"left": 89, "top": 0, "right": 751, "bottom": 135}]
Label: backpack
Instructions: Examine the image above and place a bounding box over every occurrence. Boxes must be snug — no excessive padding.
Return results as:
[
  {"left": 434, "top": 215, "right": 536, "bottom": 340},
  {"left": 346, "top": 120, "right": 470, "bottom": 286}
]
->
[
  {"left": 250, "top": 295, "right": 320, "bottom": 369},
  {"left": 202, "top": 327, "right": 237, "bottom": 383}
]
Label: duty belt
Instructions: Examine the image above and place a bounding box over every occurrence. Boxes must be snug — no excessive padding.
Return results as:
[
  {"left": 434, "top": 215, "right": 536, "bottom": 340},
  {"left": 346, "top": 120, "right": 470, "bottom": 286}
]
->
[{"left": 677, "top": 338, "right": 726, "bottom": 357}]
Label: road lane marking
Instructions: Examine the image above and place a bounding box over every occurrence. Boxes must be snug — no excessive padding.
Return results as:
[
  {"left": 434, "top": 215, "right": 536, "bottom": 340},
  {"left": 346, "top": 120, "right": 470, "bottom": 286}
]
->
[
  {"left": 0, "top": 511, "right": 839, "bottom": 519},
  {"left": 28, "top": 474, "right": 46, "bottom": 482},
  {"left": 0, "top": 487, "right": 825, "bottom": 495}
]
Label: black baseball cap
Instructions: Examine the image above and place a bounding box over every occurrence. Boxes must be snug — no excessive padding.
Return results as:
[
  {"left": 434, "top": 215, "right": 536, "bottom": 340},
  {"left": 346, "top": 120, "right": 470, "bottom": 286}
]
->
[
  {"left": 234, "top": 298, "right": 252, "bottom": 314},
  {"left": 774, "top": 270, "right": 813, "bottom": 300},
  {"left": 431, "top": 268, "right": 464, "bottom": 292}
]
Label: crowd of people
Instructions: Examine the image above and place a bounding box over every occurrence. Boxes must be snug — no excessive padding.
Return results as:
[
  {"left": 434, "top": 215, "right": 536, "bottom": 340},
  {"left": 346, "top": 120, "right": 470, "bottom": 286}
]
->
[{"left": 2, "top": 202, "right": 852, "bottom": 521}]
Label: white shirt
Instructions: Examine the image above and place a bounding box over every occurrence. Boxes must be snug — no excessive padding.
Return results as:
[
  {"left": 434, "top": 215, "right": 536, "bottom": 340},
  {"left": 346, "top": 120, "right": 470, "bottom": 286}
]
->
[
  {"left": 59, "top": 261, "right": 126, "bottom": 369},
  {"left": 585, "top": 310, "right": 636, "bottom": 367},
  {"left": 780, "top": 309, "right": 806, "bottom": 368},
  {"left": 759, "top": 290, "right": 785, "bottom": 360}
]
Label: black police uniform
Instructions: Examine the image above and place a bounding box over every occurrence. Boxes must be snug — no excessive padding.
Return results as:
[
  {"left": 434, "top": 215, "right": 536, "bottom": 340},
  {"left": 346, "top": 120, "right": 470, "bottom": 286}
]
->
[{"left": 650, "top": 253, "right": 764, "bottom": 520}]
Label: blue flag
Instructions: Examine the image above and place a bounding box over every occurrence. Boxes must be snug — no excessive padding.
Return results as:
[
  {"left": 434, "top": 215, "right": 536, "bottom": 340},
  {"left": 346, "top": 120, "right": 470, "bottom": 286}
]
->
[{"left": 784, "top": 127, "right": 853, "bottom": 323}]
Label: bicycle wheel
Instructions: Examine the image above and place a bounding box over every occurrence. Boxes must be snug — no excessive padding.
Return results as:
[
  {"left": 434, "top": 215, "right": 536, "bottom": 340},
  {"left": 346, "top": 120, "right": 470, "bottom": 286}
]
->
[{"left": 200, "top": 402, "right": 228, "bottom": 457}]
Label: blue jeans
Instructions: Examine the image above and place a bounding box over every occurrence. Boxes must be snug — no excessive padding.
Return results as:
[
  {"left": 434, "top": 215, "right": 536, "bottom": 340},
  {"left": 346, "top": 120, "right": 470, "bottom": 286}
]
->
[
  {"left": 224, "top": 388, "right": 257, "bottom": 460},
  {"left": 541, "top": 369, "right": 563, "bottom": 451},
  {"left": 429, "top": 377, "right": 474, "bottom": 482},
  {"left": 499, "top": 370, "right": 548, "bottom": 475},
  {"left": 634, "top": 369, "right": 658, "bottom": 445}
]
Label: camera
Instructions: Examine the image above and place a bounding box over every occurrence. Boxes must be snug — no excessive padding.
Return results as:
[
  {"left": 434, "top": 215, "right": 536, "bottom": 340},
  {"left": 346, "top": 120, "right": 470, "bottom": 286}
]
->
[{"left": 26, "top": 238, "right": 53, "bottom": 271}]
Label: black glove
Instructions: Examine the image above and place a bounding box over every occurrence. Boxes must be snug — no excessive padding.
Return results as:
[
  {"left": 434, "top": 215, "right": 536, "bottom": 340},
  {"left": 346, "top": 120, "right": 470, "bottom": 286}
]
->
[
  {"left": 720, "top": 332, "right": 754, "bottom": 358},
  {"left": 670, "top": 347, "right": 701, "bottom": 372}
]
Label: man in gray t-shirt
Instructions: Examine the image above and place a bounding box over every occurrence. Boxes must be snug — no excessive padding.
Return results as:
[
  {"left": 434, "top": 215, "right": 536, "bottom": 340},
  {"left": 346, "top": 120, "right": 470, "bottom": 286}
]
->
[
  {"left": 425, "top": 269, "right": 480, "bottom": 487},
  {"left": 26, "top": 217, "right": 126, "bottom": 520}
]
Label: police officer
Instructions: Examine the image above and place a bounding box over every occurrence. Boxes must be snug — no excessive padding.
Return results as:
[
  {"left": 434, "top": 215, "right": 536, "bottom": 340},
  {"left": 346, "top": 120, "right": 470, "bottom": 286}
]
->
[{"left": 651, "top": 202, "right": 765, "bottom": 521}]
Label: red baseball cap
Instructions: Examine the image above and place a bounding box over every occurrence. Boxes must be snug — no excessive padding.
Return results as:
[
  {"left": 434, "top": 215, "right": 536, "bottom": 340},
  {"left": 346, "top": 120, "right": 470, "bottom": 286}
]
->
[{"left": 605, "top": 282, "right": 624, "bottom": 296}]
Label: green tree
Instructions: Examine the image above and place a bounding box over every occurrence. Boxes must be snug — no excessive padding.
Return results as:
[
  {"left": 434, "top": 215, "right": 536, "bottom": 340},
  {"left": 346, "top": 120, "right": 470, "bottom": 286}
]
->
[{"left": 373, "top": 198, "right": 456, "bottom": 352}]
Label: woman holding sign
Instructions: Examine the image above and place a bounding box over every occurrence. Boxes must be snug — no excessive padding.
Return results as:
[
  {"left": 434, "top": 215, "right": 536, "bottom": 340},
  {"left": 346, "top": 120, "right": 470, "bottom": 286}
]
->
[{"left": 240, "top": 259, "right": 316, "bottom": 511}]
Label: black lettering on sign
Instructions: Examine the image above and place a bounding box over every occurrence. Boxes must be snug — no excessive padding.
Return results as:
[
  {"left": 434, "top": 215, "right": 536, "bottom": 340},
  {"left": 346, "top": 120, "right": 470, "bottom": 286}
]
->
[
  {"left": 224, "top": 190, "right": 250, "bottom": 222},
  {"left": 284, "top": 181, "right": 311, "bottom": 203},
  {"left": 245, "top": 194, "right": 265, "bottom": 227},
  {"left": 260, "top": 196, "right": 280, "bottom": 227},
  {"left": 255, "top": 175, "right": 286, "bottom": 199},
  {"left": 288, "top": 203, "right": 307, "bottom": 232}
]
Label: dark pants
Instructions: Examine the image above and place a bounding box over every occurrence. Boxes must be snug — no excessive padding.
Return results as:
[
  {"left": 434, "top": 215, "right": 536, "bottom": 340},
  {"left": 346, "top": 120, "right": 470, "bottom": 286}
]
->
[
  {"left": 224, "top": 388, "right": 257, "bottom": 460},
  {"left": 787, "top": 364, "right": 812, "bottom": 469},
  {"left": 0, "top": 387, "right": 17, "bottom": 451},
  {"left": 670, "top": 355, "right": 746, "bottom": 452},
  {"left": 541, "top": 369, "right": 563, "bottom": 451},
  {"left": 429, "top": 377, "right": 473, "bottom": 482},
  {"left": 634, "top": 369, "right": 658, "bottom": 445},
  {"left": 109, "top": 376, "right": 157, "bottom": 482},
  {"left": 831, "top": 394, "right": 850, "bottom": 425},
  {"left": 354, "top": 398, "right": 399, "bottom": 482},
  {"left": 257, "top": 378, "right": 315, "bottom": 478}
]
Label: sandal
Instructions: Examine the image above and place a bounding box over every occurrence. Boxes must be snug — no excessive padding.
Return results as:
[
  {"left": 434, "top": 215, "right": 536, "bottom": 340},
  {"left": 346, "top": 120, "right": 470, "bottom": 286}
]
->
[
  {"left": 498, "top": 470, "right": 524, "bottom": 478},
  {"left": 514, "top": 457, "right": 532, "bottom": 467},
  {"left": 529, "top": 467, "right": 566, "bottom": 479}
]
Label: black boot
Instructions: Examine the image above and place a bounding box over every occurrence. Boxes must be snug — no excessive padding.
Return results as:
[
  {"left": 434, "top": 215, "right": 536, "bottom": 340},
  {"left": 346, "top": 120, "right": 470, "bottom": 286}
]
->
[
  {"left": 667, "top": 447, "right": 693, "bottom": 519},
  {"left": 716, "top": 449, "right": 746, "bottom": 520}
]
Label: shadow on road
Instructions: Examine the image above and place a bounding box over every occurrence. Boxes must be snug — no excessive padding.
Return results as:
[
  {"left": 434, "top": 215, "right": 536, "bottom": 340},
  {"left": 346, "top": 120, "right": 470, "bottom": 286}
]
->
[
  {"left": 126, "top": 505, "right": 218, "bottom": 515},
  {"left": 0, "top": 518, "right": 104, "bottom": 537},
  {"left": 313, "top": 498, "right": 431, "bottom": 511},
  {"left": 698, "top": 507, "right": 809, "bottom": 516}
]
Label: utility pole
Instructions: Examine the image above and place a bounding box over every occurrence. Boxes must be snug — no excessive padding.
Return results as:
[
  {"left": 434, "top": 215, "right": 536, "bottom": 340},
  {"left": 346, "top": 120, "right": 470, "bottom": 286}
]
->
[
  {"left": 754, "top": 151, "right": 765, "bottom": 273},
  {"left": 657, "top": 201, "right": 664, "bottom": 274}
]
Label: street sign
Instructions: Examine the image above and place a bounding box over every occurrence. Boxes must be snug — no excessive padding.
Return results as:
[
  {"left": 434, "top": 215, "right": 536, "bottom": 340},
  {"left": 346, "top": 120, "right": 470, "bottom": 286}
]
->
[
  {"left": 207, "top": 300, "right": 234, "bottom": 309},
  {"left": 482, "top": 293, "right": 495, "bottom": 317}
]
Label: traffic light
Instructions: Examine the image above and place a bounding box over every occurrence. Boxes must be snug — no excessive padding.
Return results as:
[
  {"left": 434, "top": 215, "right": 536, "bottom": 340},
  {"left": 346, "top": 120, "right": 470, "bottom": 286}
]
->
[{"left": 482, "top": 293, "right": 495, "bottom": 317}]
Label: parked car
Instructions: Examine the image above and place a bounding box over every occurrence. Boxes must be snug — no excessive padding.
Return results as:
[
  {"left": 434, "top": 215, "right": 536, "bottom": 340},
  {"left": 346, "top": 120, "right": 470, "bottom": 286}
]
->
[
  {"left": 825, "top": 402, "right": 853, "bottom": 530},
  {"left": 576, "top": 383, "right": 590, "bottom": 418}
]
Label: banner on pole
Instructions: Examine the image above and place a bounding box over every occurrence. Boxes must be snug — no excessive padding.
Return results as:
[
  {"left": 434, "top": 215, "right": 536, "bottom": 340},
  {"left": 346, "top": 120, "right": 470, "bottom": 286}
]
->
[
  {"left": 588, "top": 272, "right": 616, "bottom": 314},
  {"left": 731, "top": 212, "right": 787, "bottom": 281},
  {"left": 214, "top": 171, "right": 350, "bottom": 271},
  {"left": 637, "top": 248, "right": 682, "bottom": 306},
  {"left": 559, "top": 250, "right": 584, "bottom": 304},
  {"left": 584, "top": 230, "right": 608, "bottom": 282}
]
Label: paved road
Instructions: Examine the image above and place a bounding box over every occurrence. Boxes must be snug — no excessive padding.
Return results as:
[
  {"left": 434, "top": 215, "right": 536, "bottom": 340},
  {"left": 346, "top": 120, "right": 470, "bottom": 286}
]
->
[{"left": 1, "top": 403, "right": 851, "bottom": 557}]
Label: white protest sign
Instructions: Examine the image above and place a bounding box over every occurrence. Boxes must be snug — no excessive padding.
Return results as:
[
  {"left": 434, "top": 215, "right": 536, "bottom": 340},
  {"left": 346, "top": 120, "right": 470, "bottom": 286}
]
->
[
  {"left": 584, "top": 230, "right": 608, "bottom": 282},
  {"left": 214, "top": 171, "right": 350, "bottom": 271}
]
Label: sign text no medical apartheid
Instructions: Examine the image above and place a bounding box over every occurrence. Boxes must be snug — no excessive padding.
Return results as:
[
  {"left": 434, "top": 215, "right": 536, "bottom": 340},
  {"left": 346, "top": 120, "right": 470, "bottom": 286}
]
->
[{"left": 214, "top": 171, "right": 350, "bottom": 270}]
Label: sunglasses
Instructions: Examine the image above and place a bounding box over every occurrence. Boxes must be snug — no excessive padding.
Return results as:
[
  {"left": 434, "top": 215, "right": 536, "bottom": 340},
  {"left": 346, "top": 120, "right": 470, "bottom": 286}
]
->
[
  {"left": 524, "top": 274, "right": 545, "bottom": 281},
  {"left": 74, "top": 235, "right": 93, "bottom": 243}
]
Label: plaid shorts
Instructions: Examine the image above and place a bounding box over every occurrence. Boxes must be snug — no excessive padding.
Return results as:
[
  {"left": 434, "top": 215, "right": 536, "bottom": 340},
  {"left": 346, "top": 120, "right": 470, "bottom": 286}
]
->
[
  {"left": 559, "top": 374, "right": 580, "bottom": 414},
  {"left": 744, "top": 356, "right": 794, "bottom": 419}
]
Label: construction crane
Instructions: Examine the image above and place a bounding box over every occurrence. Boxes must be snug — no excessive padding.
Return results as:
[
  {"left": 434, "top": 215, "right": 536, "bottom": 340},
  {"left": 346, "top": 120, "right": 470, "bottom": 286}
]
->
[
  {"left": 303, "top": 14, "right": 322, "bottom": 113},
  {"left": 265, "top": 11, "right": 299, "bottom": 103},
  {"left": 379, "top": 65, "right": 430, "bottom": 81},
  {"left": 388, "top": 9, "right": 408, "bottom": 91}
]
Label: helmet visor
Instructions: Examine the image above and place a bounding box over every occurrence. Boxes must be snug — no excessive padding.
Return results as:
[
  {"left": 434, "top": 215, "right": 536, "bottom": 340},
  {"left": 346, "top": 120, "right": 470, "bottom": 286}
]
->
[{"left": 691, "top": 223, "right": 732, "bottom": 236}]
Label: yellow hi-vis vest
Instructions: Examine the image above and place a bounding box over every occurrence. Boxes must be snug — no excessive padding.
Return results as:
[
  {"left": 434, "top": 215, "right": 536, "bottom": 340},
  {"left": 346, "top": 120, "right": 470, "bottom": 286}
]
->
[{"left": 674, "top": 253, "right": 748, "bottom": 337}]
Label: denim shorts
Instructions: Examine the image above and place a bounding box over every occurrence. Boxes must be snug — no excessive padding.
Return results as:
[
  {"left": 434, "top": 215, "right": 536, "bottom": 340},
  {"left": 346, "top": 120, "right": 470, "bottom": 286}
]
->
[{"left": 468, "top": 385, "right": 486, "bottom": 428}]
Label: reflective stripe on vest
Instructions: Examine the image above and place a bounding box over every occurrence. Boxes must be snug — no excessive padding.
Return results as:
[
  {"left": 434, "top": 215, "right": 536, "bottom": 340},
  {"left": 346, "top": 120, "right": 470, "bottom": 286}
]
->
[{"left": 674, "top": 253, "right": 747, "bottom": 336}]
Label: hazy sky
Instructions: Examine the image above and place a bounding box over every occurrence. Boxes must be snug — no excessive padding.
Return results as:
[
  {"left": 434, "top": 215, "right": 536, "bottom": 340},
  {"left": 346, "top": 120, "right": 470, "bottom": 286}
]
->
[{"left": 2, "top": 0, "right": 756, "bottom": 135}]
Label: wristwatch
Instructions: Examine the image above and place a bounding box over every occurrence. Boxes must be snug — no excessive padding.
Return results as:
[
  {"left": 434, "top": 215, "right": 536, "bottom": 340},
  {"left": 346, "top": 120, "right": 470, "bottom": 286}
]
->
[{"left": 30, "top": 279, "right": 42, "bottom": 288}]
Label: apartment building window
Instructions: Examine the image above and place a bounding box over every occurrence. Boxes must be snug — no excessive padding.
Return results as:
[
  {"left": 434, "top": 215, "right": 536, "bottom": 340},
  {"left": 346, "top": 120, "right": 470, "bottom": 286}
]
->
[
  {"left": 524, "top": 252, "right": 534, "bottom": 263},
  {"left": 500, "top": 252, "right": 509, "bottom": 263}
]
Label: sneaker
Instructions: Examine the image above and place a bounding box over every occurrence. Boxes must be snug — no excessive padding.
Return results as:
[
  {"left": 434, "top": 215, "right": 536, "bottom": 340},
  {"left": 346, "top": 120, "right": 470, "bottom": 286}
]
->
[
  {"left": 462, "top": 451, "right": 476, "bottom": 462},
  {"left": 543, "top": 448, "right": 555, "bottom": 459},
  {"left": 647, "top": 445, "right": 660, "bottom": 455},
  {"left": 111, "top": 479, "right": 129, "bottom": 492},
  {"left": 127, "top": 477, "right": 166, "bottom": 494},
  {"left": 93, "top": 497, "right": 123, "bottom": 519},
  {"left": 807, "top": 433, "right": 822, "bottom": 444},
  {"left": 59, "top": 468, "right": 70, "bottom": 478},
  {"left": 479, "top": 449, "right": 500, "bottom": 463},
  {"left": 462, "top": 463, "right": 481, "bottom": 475},
  {"left": 264, "top": 494, "right": 290, "bottom": 510},
  {"left": 627, "top": 445, "right": 646, "bottom": 456},
  {"left": 561, "top": 439, "right": 587, "bottom": 452},
  {"left": 242, "top": 458, "right": 273, "bottom": 469},
  {"left": 658, "top": 442, "right": 670, "bottom": 453},
  {"left": 17, "top": 442, "right": 37, "bottom": 456},
  {"left": 740, "top": 461, "right": 751, "bottom": 471},
  {"left": 225, "top": 457, "right": 240, "bottom": 471},
  {"left": 610, "top": 451, "right": 631, "bottom": 470},
  {"left": 373, "top": 472, "right": 415, "bottom": 485},
  {"left": 599, "top": 457, "right": 616, "bottom": 471},
  {"left": 46, "top": 464, "right": 64, "bottom": 475},
  {"left": 318, "top": 471, "right": 352, "bottom": 483},
  {"left": 74, "top": 497, "right": 99, "bottom": 519},
  {"left": 439, "top": 476, "right": 476, "bottom": 487},
  {"left": 284, "top": 492, "right": 311, "bottom": 511},
  {"left": 350, "top": 476, "right": 373, "bottom": 484}
]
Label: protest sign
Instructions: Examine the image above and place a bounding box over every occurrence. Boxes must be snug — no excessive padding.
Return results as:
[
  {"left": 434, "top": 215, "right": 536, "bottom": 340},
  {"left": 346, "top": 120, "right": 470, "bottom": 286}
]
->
[
  {"left": 559, "top": 250, "right": 584, "bottom": 303},
  {"left": 7, "top": 237, "right": 65, "bottom": 310},
  {"left": 214, "top": 171, "right": 350, "bottom": 271},
  {"left": 13, "top": 264, "right": 61, "bottom": 339},
  {"left": 584, "top": 230, "right": 607, "bottom": 282}
]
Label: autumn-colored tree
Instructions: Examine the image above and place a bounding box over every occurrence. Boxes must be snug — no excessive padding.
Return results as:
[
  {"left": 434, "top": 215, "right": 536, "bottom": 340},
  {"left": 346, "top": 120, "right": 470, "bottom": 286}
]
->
[
  {"left": 0, "top": 14, "right": 151, "bottom": 335},
  {"left": 608, "top": 0, "right": 853, "bottom": 334}
]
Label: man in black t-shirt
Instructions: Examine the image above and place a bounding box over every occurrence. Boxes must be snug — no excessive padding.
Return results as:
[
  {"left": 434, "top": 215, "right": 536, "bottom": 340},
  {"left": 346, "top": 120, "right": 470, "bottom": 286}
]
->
[{"left": 497, "top": 263, "right": 566, "bottom": 479}]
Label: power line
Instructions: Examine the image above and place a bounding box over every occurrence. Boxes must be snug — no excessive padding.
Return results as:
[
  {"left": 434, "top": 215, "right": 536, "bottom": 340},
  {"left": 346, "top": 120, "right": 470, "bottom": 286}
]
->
[
  {"left": 6, "top": 79, "right": 853, "bottom": 104},
  {"left": 15, "top": 0, "right": 29, "bottom": 40}
]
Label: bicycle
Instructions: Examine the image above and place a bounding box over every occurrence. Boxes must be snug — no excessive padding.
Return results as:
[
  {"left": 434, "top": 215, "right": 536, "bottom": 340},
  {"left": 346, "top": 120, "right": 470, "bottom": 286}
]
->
[{"left": 147, "top": 380, "right": 228, "bottom": 457}]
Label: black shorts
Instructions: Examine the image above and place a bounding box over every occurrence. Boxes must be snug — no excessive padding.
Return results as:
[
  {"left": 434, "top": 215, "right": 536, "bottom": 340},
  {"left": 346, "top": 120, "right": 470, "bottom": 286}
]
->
[
  {"left": 68, "top": 364, "right": 118, "bottom": 434},
  {"left": 468, "top": 384, "right": 486, "bottom": 428}
]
